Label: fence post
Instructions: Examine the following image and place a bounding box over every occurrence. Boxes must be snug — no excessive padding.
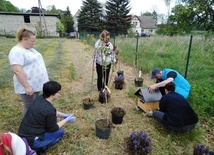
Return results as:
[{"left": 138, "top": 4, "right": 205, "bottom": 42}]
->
[{"left": 185, "top": 35, "right": 193, "bottom": 79}]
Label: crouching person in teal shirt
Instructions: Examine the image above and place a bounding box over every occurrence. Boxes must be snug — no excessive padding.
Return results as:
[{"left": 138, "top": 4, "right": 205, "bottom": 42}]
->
[
  {"left": 18, "top": 81, "right": 76, "bottom": 154},
  {"left": 148, "top": 68, "right": 190, "bottom": 99}
]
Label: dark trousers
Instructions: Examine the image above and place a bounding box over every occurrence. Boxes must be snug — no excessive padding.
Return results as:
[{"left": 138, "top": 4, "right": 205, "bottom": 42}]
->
[
  {"left": 96, "top": 63, "right": 111, "bottom": 91},
  {"left": 153, "top": 111, "right": 197, "bottom": 133}
]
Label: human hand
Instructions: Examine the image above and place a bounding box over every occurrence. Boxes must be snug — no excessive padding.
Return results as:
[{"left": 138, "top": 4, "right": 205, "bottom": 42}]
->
[
  {"left": 61, "top": 113, "right": 74, "bottom": 119},
  {"left": 25, "top": 87, "right": 33, "bottom": 96},
  {"left": 65, "top": 114, "right": 76, "bottom": 123},
  {"left": 148, "top": 85, "right": 156, "bottom": 93},
  {"left": 92, "top": 67, "right": 96, "bottom": 71},
  {"left": 146, "top": 110, "right": 153, "bottom": 117}
]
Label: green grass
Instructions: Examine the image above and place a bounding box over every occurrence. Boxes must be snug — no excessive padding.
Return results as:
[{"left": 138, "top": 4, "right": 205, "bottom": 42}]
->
[{"left": 0, "top": 37, "right": 213, "bottom": 154}]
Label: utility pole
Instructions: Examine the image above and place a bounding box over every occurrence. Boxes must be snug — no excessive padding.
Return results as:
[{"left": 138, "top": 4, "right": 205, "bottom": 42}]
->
[{"left": 38, "top": 0, "right": 48, "bottom": 36}]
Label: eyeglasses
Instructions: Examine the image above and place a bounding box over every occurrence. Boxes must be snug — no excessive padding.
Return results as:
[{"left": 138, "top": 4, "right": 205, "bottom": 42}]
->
[{"left": 57, "top": 91, "right": 61, "bottom": 94}]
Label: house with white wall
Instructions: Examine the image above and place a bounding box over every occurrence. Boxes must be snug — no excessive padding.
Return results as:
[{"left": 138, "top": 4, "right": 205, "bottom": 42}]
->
[
  {"left": 131, "top": 15, "right": 156, "bottom": 36},
  {"left": 0, "top": 12, "right": 60, "bottom": 37}
]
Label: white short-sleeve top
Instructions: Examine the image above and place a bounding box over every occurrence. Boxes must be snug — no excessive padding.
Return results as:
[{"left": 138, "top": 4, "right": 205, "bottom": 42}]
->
[{"left": 8, "top": 46, "right": 49, "bottom": 94}]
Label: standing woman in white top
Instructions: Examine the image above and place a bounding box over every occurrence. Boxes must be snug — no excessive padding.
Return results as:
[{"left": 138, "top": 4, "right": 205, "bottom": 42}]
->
[
  {"left": 92, "top": 30, "right": 116, "bottom": 91},
  {"left": 8, "top": 28, "right": 49, "bottom": 116}
]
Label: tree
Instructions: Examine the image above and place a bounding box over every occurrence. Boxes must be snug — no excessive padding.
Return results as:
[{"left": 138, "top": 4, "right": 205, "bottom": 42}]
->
[
  {"left": 170, "top": 4, "right": 194, "bottom": 33},
  {"left": 45, "top": 5, "right": 62, "bottom": 14},
  {"left": 56, "top": 21, "right": 65, "bottom": 37},
  {"left": 105, "top": 0, "right": 132, "bottom": 35},
  {"left": 78, "top": 0, "right": 103, "bottom": 32},
  {"left": 182, "top": 0, "right": 214, "bottom": 32},
  {"left": 141, "top": 11, "right": 152, "bottom": 16},
  {"left": 0, "top": 0, "right": 19, "bottom": 12},
  {"left": 60, "top": 6, "right": 74, "bottom": 34},
  {"left": 31, "top": 6, "right": 45, "bottom": 13}
]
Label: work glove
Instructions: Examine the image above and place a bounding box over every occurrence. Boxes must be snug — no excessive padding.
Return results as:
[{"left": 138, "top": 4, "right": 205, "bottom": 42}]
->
[
  {"left": 146, "top": 110, "right": 153, "bottom": 117},
  {"left": 61, "top": 113, "right": 74, "bottom": 119},
  {"left": 65, "top": 114, "right": 76, "bottom": 123}
]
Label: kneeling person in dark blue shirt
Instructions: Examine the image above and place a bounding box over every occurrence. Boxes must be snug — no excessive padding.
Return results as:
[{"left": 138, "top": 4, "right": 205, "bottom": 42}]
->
[{"left": 147, "top": 82, "right": 198, "bottom": 133}]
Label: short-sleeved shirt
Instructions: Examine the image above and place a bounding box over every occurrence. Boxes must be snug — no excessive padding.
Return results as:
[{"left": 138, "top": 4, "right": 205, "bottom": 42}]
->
[
  {"left": 8, "top": 46, "right": 49, "bottom": 94},
  {"left": 18, "top": 95, "right": 59, "bottom": 147}
]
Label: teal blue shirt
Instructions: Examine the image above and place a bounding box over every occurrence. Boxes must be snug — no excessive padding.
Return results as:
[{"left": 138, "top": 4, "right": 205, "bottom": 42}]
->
[{"left": 162, "top": 69, "right": 190, "bottom": 99}]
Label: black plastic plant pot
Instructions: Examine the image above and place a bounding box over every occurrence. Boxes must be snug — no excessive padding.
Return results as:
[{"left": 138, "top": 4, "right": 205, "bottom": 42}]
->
[
  {"left": 115, "top": 83, "right": 123, "bottom": 90},
  {"left": 82, "top": 103, "right": 93, "bottom": 110},
  {"left": 82, "top": 98, "right": 94, "bottom": 110},
  {"left": 111, "top": 114, "right": 124, "bottom": 124},
  {"left": 134, "top": 78, "right": 144, "bottom": 87},
  {"left": 117, "top": 70, "right": 124, "bottom": 77},
  {"left": 95, "top": 119, "right": 111, "bottom": 139},
  {"left": 98, "top": 91, "right": 110, "bottom": 104}
]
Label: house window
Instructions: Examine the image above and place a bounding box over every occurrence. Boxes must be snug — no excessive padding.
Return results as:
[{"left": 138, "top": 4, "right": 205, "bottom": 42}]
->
[
  {"left": 24, "top": 15, "right": 30, "bottom": 23},
  {"left": 133, "top": 22, "right": 137, "bottom": 26}
]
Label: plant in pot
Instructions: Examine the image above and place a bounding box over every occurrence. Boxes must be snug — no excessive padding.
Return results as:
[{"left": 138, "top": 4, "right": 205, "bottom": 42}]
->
[
  {"left": 114, "top": 75, "right": 125, "bottom": 90},
  {"left": 95, "top": 34, "right": 114, "bottom": 139},
  {"left": 114, "top": 46, "right": 124, "bottom": 77},
  {"left": 98, "top": 87, "right": 110, "bottom": 103},
  {"left": 125, "top": 131, "right": 152, "bottom": 155},
  {"left": 134, "top": 44, "right": 144, "bottom": 87},
  {"left": 110, "top": 107, "right": 126, "bottom": 124},
  {"left": 134, "top": 70, "right": 143, "bottom": 87},
  {"left": 82, "top": 98, "right": 94, "bottom": 110}
]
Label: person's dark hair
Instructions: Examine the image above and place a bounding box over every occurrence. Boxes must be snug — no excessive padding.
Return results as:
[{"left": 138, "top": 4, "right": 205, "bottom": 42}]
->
[
  {"left": 43, "top": 81, "right": 61, "bottom": 98},
  {"left": 165, "top": 82, "right": 175, "bottom": 92}
]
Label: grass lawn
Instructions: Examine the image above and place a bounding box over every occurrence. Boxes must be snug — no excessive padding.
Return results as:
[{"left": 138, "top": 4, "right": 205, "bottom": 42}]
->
[{"left": 0, "top": 37, "right": 213, "bottom": 155}]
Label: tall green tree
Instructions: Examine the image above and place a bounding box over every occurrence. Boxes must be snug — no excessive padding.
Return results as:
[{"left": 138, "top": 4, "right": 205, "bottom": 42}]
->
[
  {"left": 169, "top": 4, "right": 194, "bottom": 33},
  {"left": 0, "top": 0, "right": 19, "bottom": 12},
  {"left": 60, "top": 6, "right": 74, "bottom": 34},
  {"left": 182, "top": 0, "right": 214, "bottom": 32},
  {"left": 78, "top": 0, "right": 103, "bottom": 32},
  {"left": 105, "top": 0, "right": 131, "bottom": 35}
]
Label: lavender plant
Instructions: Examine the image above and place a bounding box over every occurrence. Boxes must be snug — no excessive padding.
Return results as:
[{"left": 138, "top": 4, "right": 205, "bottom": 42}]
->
[
  {"left": 193, "top": 144, "right": 212, "bottom": 155},
  {"left": 125, "top": 131, "right": 152, "bottom": 155}
]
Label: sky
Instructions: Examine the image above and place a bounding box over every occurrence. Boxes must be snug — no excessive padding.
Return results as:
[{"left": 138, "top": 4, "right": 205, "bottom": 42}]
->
[{"left": 7, "top": 0, "right": 176, "bottom": 16}]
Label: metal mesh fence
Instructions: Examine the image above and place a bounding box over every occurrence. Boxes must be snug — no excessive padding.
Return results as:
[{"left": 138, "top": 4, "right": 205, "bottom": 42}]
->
[
  {"left": 80, "top": 33, "right": 214, "bottom": 116},
  {"left": 114, "top": 35, "right": 213, "bottom": 86}
]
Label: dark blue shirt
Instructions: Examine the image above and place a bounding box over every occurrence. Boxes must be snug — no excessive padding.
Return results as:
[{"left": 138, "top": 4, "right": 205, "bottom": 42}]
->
[{"left": 159, "top": 92, "right": 198, "bottom": 127}]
